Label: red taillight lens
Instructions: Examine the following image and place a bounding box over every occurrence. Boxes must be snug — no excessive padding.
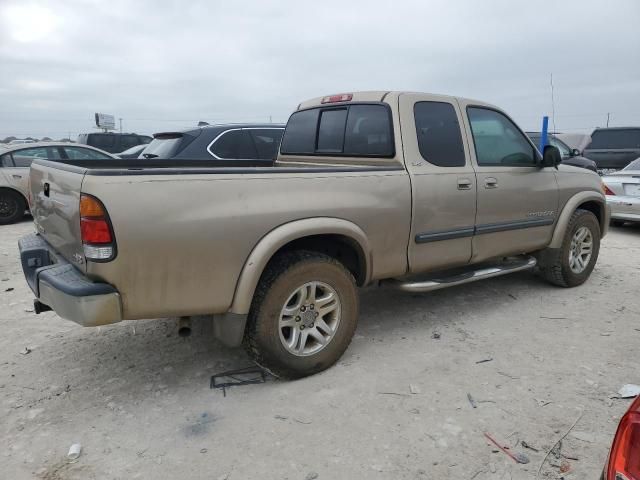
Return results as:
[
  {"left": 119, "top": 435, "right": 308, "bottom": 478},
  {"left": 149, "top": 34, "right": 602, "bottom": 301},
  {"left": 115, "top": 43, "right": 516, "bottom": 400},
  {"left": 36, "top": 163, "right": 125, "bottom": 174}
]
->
[
  {"left": 607, "top": 397, "right": 640, "bottom": 480},
  {"left": 321, "top": 93, "right": 353, "bottom": 104},
  {"left": 79, "top": 194, "right": 115, "bottom": 260},
  {"left": 80, "top": 218, "right": 112, "bottom": 244},
  {"left": 603, "top": 184, "right": 616, "bottom": 196}
]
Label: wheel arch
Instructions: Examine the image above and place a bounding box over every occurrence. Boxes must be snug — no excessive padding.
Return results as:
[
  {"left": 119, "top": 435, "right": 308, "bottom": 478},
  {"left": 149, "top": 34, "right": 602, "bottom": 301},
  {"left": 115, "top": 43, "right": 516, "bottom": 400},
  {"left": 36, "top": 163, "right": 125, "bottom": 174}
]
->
[
  {"left": 549, "top": 191, "right": 608, "bottom": 248},
  {"left": 229, "top": 218, "right": 371, "bottom": 315}
]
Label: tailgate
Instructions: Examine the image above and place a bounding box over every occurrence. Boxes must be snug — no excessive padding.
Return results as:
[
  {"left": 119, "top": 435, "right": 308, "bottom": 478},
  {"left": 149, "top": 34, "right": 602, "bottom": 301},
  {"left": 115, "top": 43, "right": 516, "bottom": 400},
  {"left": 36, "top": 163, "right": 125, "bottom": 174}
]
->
[{"left": 30, "top": 160, "right": 87, "bottom": 273}]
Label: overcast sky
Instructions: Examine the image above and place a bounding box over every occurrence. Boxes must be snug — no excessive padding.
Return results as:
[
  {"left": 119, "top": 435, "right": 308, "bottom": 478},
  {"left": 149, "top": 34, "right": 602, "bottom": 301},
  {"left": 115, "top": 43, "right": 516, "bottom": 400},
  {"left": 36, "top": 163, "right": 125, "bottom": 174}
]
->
[{"left": 0, "top": 0, "right": 639, "bottom": 140}]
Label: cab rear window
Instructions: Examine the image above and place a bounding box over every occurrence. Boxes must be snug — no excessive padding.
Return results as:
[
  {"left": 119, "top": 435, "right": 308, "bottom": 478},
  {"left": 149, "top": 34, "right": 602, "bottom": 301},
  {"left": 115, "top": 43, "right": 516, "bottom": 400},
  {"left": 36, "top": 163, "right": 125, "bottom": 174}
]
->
[{"left": 280, "top": 104, "right": 394, "bottom": 157}]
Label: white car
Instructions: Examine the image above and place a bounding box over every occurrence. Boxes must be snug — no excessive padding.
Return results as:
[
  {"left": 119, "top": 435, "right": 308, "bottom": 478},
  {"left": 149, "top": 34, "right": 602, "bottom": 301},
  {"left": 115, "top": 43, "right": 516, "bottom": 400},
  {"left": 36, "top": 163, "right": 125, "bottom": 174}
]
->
[{"left": 603, "top": 157, "right": 640, "bottom": 225}]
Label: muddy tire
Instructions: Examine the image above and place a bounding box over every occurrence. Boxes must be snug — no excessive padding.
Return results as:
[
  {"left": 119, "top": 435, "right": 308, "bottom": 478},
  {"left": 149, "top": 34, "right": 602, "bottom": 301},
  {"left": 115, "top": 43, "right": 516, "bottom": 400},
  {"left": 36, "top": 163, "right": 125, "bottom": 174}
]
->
[
  {"left": 537, "top": 209, "right": 600, "bottom": 287},
  {"left": 243, "top": 250, "right": 359, "bottom": 379},
  {"left": 0, "top": 189, "right": 26, "bottom": 225}
]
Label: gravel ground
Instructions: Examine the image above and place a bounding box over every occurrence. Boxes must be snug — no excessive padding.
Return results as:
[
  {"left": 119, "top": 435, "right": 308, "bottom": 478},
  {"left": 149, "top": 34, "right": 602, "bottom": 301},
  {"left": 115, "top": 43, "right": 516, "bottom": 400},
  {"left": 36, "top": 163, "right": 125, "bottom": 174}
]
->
[{"left": 1, "top": 219, "right": 639, "bottom": 480}]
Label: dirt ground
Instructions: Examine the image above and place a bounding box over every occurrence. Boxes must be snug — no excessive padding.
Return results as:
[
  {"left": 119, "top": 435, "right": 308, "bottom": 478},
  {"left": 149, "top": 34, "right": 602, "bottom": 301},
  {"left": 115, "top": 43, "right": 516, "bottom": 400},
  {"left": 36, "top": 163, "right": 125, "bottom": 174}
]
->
[{"left": 1, "top": 219, "right": 638, "bottom": 480}]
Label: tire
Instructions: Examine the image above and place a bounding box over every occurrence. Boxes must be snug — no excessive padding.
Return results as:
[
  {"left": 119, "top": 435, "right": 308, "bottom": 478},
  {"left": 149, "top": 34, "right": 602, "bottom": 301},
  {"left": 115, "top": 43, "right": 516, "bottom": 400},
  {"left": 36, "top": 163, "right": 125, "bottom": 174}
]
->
[
  {"left": 537, "top": 209, "right": 600, "bottom": 287},
  {"left": 0, "top": 189, "right": 26, "bottom": 225},
  {"left": 243, "top": 250, "right": 359, "bottom": 379}
]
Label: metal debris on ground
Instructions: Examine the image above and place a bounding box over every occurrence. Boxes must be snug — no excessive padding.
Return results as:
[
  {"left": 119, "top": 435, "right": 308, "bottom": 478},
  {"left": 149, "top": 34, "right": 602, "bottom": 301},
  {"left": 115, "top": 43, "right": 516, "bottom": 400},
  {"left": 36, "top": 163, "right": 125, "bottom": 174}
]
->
[
  {"left": 484, "top": 432, "right": 530, "bottom": 464},
  {"left": 616, "top": 384, "right": 640, "bottom": 398},
  {"left": 431, "top": 332, "right": 441, "bottom": 339},
  {"left": 475, "top": 358, "right": 493, "bottom": 364},
  {"left": 19, "top": 347, "right": 31, "bottom": 355},
  {"left": 210, "top": 366, "right": 267, "bottom": 397},
  {"left": 467, "top": 393, "right": 477, "bottom": 408},
  {"left": 521, "top": 440, "right": 540, "bottom": 452},
  {"left": 5, "top": 287, "right": 14, "bottom": 292},
  {"left": 536, "top": 411, "right": 584, "bottom": 479},
  {"left": 409, "top": 384, "right": 421, "bottom": 394}
]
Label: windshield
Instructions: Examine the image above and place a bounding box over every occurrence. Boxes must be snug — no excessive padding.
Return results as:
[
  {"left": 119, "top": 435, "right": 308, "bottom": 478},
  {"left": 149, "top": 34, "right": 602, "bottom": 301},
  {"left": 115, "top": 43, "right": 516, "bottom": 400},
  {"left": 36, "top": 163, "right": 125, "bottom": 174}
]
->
[
  {"left": 119, "top": 144, "right": 146, "bottom": 155},
  {"left": 142, "top": 136, "right": 182, "bottom": 158},
  {"left": 623, "top": 158, "right": 640, "bottom": 170}
]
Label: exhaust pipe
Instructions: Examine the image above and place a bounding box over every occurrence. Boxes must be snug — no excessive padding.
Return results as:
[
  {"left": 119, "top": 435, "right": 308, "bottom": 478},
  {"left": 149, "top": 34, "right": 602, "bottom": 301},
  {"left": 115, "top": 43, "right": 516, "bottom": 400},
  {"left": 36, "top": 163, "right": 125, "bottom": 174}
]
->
[{"left": 178, "top": 316, "right": 192, "bottom": 337}]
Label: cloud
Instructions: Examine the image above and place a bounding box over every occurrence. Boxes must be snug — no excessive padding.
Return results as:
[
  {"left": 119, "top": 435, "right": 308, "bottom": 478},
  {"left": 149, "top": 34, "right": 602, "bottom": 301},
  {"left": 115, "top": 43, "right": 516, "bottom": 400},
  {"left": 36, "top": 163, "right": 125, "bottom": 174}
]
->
[{"left": 0, "top": 0, "right": 639, "bottom": 139}]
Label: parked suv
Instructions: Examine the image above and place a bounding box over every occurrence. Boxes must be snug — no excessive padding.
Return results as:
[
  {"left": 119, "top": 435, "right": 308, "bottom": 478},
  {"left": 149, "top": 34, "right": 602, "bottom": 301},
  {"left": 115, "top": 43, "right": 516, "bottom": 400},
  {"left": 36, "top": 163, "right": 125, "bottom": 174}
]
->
[
  {"left": 142, "top": 124, "right": 285, "bottom": 165},
  {"left": 0, "top": 142, "right": 114, "bottom": 224},
  {"left": 583, "top": 127, "right": 640, "bottom": 172},
  {"left": 77, "top": 133, "right": 152, "bottom": 154}
]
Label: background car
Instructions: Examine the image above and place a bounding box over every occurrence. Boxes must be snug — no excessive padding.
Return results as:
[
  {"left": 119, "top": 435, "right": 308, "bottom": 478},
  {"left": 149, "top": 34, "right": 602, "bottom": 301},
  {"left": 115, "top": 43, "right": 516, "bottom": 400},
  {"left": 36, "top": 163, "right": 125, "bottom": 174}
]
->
[
  {"left": 116, "top": 144, "right": 147, "bottom": 159},
  {"left": 526, "top": 132, "right": 598, "bottom": 172},
  {"left": 602, "top": 157, "right": 640, "bottom": 226},
  {"left": 601, "top": 394, "right": 640, "bottom": 480},
  {"left": 0, "top": 142, "right": 115, "bottom": 224},
  {"left": 554, "top": 133, "right": 592, "bottom": 153},
  {"left": 142, "top": 124, "right": 285, "bottom": 165},
  {"left": 583, "top": 127, "right": 640, "bottom": 172},
  {"left": 77, "top": 132, "right": 152, "bottom": 154}
]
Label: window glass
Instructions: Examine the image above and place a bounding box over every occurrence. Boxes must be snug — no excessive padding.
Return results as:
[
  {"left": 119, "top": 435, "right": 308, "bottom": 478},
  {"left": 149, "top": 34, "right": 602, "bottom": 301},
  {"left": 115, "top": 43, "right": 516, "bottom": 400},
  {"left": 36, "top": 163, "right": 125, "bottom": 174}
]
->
[
  {"left": 549, "top": 137, "right": 571, "bottom": 158},
  {"left": 317, "top": 109, "right": 347, "bottom": 153},
  {"left": 343, "top": 105, "right": 393, "bottom": 156},
  {"left": 467, "top": 108, "right": 536, "bottom": 166},
  {"left": 119, "top": 135, "right": 140, "bottom": 150},
  {"left": 63, "top": 146, "right": 112, "bottom": 160},
  {"left": 624, "top": 158, "right": 640, "bottom": 170},
  {"left": 211, "top": 130, "right": 258, "bottom": 159},
  {"left": 588, "top": 129, "right": 640, "bottom": 149},
  {"left": 414, "top": 102, "right": 465, "bottom": 167},
  {"left": 143, "top": 137, "right": 181, "bottom": 158},
  {"left": 280, "top": 109, "right": 320, "bottom": 155},
  {"left": 11, "top": 147, "right": 50, "bottom": 167},
  {"left": 1, "top": 153, "right": 14, "bottom": 167},
  {"left": 88, "top": 134, "right": 115, "bottom": 150},
  {"left": 249, "top": 129, "right": 284, "bottom": 160},
  {"left": 139, "top": 136, "right": 153, "bottom": 144}
]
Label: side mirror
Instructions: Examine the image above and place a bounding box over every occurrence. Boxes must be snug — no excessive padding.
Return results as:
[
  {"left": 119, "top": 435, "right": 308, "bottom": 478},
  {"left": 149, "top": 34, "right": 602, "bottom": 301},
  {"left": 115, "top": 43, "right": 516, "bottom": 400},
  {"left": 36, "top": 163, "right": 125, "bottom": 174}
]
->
[
  {"left": 542, "top": 145, "right": 562, "bottom": 169},
  {"left": 571, "top": 148, "right": 581, "bottom": 157}
]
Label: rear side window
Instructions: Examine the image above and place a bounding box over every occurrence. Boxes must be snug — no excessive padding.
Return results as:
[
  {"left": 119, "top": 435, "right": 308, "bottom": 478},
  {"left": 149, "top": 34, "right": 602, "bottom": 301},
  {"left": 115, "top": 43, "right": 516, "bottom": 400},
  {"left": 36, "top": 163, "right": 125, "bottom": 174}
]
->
[
  {"left": 63, "top": 147, "right": 112, "bottom": 160},
  {"left": 119, "top": 135, "right": 141, "bottom": 150},
  {"left": 414, "top": 102, "right": 466, "bottom": 167},
  {"left": 281, "top": 104, "right": 394, "bottom": 157},
  {"left": 588, "top": 129, "right": 640, "bottom": 149},
  {"left": 249, "top": 129, "right": 283, "bottom": 160},
  {"left": 88, "top": 134, "right": 115, "bottom": 150},
  {"left": 210, "top": 130, "right": 258, "bottom": 159},
  {"left": 143, "top": 136, "right": 182, "bottom": 158}
]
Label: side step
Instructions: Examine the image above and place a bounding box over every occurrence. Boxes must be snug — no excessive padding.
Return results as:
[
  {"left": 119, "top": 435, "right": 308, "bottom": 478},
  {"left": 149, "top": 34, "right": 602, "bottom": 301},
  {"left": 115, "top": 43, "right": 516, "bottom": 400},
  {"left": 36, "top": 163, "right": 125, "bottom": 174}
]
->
[{"left": 390, "top": 256, "right": 537, "bottom": 293}]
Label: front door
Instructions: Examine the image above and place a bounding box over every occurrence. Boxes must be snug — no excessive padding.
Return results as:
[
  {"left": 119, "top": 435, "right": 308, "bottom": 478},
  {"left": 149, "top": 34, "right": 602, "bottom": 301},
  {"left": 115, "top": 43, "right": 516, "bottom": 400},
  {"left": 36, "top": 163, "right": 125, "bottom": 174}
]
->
[
  {"left": 458, "top": 102, "right": 559, "bottom": 263},
  {"left": 399, "top": 93, "right": 477, "bottom": 273}
]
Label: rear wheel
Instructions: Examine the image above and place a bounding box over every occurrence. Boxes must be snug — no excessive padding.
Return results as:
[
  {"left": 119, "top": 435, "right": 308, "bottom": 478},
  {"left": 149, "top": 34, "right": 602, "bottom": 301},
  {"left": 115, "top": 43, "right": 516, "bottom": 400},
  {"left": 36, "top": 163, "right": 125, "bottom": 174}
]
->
[
  {"left": 537, "top": 209, "right": 600, "bottom": 287},
  {"left": 0, "top": 190, "right": 26, "bottom": 225},
  {"left": 243, "top": 250, "right": 359, "bottom": 379}
]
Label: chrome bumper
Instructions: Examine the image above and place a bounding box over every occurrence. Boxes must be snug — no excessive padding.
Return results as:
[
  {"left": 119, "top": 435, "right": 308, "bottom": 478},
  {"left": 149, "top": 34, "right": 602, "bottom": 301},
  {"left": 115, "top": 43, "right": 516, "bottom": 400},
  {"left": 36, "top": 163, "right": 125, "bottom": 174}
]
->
[{"left": 19, "top": 233, "right": 122, "bottom": 326}]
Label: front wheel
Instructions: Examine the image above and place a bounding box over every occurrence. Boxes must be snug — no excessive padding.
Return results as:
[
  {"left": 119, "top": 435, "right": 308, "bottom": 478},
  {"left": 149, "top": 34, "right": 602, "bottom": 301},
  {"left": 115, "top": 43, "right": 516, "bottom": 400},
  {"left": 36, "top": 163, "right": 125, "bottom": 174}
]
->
[
  {"left": 537, "top": 209, "right": 601, "bottom": 287},
  {"left": 243, "top": 250, "right": 359, "bottom": 379}
]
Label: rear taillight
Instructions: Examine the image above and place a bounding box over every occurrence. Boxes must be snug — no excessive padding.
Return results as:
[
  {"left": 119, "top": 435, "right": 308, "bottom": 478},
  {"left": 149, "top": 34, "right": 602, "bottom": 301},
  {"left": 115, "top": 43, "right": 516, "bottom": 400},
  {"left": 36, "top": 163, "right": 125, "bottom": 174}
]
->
[
  {"left": 80, "top": 194, "right": 115, "bottom": 261},
  {"left": 603, "top": 184, "right": 616, "bottom": 196},
  {"left": 607, "top": 396, "right": 640, "bottom": 480}
]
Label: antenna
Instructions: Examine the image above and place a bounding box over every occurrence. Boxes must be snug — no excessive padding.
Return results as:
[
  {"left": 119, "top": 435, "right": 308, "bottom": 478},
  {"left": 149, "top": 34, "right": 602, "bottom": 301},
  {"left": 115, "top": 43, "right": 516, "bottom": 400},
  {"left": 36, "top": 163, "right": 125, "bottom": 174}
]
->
[
  {"left": 550, "top": 73, "right": 556, "bottom": 133},
  {"left": 606, "top": 112, "right": 610, "bottom": 127}
]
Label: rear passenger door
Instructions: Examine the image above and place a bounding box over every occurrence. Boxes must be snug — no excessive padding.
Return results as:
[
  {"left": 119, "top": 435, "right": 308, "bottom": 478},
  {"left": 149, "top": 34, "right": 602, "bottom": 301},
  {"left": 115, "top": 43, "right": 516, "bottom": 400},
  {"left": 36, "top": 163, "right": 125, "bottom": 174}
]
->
[
  {"left": 459, "top": 102, "right": 559, "bottom": 263},
  {"left": 399, "top": 93, "right": 477, "bottom": 273}
]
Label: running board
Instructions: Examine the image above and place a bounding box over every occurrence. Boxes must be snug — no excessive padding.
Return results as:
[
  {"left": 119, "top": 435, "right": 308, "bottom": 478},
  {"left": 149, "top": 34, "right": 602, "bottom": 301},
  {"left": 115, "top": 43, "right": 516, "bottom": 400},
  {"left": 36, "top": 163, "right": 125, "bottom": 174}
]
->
[{"left": 390, "top": 256, "right": 537, "bottom": 293}]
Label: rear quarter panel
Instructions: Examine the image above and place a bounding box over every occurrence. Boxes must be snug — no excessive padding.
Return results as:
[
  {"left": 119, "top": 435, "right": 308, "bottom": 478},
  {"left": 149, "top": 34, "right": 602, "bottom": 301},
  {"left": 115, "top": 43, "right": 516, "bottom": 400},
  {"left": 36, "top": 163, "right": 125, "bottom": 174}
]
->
[{"left": 82, "top": 169, "right": 411, "bottom": 319}]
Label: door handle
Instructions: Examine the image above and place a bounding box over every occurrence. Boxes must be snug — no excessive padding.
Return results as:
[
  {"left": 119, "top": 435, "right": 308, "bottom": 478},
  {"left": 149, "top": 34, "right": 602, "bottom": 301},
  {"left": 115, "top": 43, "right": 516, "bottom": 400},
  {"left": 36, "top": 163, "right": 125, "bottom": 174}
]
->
[
  {"left": 457, "top": 178, "right": 472, "bottom": 190},
  {"left": 12, "top": 174, "right": 22, "bottom": 179},
  {"left": 484, "top": 177, "right": 498, "bottom": 189}
]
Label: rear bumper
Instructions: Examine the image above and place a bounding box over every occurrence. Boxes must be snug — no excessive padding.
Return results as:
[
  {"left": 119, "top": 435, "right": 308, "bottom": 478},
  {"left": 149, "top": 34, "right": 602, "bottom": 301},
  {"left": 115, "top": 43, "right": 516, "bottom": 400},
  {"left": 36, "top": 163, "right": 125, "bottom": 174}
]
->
[
  {"left": 607, "top": 195, "right": 640, "bottom": 222},
  {"left": 19, "top": 233, "right": 122, "bottom": 326}
]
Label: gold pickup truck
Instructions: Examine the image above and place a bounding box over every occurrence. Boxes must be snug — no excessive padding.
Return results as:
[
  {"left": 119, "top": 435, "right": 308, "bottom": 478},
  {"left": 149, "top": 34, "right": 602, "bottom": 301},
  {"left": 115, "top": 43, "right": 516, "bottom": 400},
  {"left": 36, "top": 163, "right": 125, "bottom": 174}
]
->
[{"left": 19, "top": 91, "right": 609, "bottom": 378}]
